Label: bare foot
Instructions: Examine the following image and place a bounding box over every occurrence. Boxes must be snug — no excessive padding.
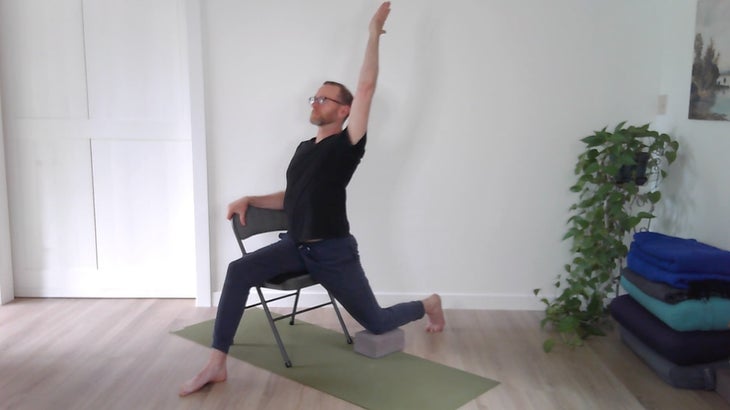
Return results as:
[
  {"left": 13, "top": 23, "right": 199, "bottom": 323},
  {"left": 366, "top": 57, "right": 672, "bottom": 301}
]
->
[
  {"left": 422, "top": 294, "right": 445, "bottom": 333},
  {"left": 179, "top": 350, "right": 228, "bottom": 397}
]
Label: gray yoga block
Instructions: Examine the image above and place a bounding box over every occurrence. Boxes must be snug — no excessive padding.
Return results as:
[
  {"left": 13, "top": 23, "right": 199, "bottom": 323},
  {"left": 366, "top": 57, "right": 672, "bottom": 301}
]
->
[{"left": 354, "top": 328, "right": 405, "bottom": 358}]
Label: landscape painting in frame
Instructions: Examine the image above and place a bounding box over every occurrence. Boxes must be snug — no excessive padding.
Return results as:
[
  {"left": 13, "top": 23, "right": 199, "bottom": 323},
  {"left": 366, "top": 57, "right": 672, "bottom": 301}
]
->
[{"left": 689, "top": 0, "right": 730, "bottom": 121}]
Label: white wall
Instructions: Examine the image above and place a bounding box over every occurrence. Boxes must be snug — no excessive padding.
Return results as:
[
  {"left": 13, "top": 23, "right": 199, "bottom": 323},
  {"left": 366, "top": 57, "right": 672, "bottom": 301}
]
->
[
  {"left": 0, "top": 84, "right": 14, "bottom": 304},
  {"left": 200, "top": 0, "right": 669, "bottom": 309},
  {"left": 653, "top": 0, "right": 730, "bottom": 252}
]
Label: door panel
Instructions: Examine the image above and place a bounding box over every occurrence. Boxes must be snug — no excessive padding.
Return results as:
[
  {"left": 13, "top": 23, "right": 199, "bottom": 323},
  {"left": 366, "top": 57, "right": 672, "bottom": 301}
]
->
[
  {"left": 83, "top": 0, "right": 187, "bottom": 121},
  {"left": 7, "top": 137, "right": 98, "bottom": 296},
  {"left": 0, "top": 0, "right": 88, "bottom": 119},
  {"left": 91, "top": 139, "right": 195, "bottom": 297}
]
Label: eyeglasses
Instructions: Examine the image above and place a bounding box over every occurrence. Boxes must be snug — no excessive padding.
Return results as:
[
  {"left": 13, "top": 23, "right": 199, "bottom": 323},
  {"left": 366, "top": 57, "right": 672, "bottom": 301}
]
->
[{"left": 309, "top": 96, "right": 345, "bottom": 105}]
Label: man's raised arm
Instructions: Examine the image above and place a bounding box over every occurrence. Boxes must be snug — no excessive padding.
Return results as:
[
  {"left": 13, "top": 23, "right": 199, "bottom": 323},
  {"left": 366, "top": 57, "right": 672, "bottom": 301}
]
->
[{"left": 347, "top": 1, "right": 391, "bottom": 145}]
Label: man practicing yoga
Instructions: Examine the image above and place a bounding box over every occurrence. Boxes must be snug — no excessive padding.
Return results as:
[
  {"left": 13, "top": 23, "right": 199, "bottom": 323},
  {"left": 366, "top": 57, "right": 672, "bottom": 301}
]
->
[{"left": 179, "top": 2, "right": 445, "bottom": 397}]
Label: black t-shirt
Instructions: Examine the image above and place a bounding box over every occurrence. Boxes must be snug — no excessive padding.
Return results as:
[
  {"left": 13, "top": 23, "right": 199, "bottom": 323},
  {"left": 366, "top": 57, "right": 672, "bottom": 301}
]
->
[{"left": 284, "top": 128, "right": 366, "bottom": 242}]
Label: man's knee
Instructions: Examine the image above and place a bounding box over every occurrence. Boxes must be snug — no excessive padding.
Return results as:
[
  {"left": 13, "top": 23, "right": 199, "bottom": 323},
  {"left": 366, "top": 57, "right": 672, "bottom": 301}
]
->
[
  {"left": 364, "top": 321, "right": 391, "bottom": 335},
  {"left": 223, "top": 259, "right": 257, "bottom": 288},
  {"left": 226, "top": 257, "right": 246, "bottom": 273}
]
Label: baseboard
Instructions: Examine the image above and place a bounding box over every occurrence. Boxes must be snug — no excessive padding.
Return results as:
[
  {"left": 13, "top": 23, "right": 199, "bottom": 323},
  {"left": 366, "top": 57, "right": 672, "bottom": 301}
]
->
[
  {"left": 212, "top": 289, "right": 548, "bottom": 311},
  {"left": 14, "top": 286, "right": 195, "bottom": 299}
]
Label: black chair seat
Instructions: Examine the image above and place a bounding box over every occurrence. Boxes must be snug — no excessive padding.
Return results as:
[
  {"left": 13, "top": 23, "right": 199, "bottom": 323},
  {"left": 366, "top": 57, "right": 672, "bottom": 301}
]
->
[{"left": 264, "top": 271, "right": 318, "bottom": 290}]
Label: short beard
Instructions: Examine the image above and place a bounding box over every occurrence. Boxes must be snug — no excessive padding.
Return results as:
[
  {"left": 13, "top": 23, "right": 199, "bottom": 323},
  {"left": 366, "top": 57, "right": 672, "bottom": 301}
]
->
[{"left": 310, "top": 112, "right": 331, "bottom": 126}]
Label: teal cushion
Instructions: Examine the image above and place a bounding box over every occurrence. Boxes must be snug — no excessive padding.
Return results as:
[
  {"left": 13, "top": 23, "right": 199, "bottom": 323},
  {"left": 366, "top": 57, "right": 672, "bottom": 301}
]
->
[{"left": 621, "top": 276, "right": 730, "bottom": 331}]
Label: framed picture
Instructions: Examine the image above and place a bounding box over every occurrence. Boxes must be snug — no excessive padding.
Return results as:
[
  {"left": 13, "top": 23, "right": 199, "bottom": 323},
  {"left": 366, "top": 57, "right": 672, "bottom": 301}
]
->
[{"left": 689, "top": 0, "right": 730, "bottom": 121}]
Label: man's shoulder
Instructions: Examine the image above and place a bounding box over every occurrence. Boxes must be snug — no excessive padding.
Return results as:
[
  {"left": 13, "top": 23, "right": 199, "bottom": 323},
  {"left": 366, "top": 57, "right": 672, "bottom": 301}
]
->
[{"left": 341, "top": 127, "right": 367, "bottom": 148}]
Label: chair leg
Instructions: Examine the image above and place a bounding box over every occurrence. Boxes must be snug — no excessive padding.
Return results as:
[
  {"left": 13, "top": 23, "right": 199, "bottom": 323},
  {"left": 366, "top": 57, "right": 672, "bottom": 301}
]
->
[
  {"left": 289, "top": 289, "right": 302, "bottom": 326},
  {"left": 329, "top": 291, "right": 353, "bottom": 344},
  {"left": 256, "top": 286, "right": 293, "bottom": 368}
]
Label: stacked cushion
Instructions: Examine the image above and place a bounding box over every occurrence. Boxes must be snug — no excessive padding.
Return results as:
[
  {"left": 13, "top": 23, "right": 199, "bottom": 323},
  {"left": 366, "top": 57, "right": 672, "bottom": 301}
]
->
[
  {"left": 610, "top": 232, "right": 730, "bottom": 390},
  {"left": 609, "top": 295, "right": 730, "bottom": 366},
  {"left": 617, "top": 320, "right": 729, "bottom": 390},
  {"left": 620, "top": 274, "right": 730, "bottom": 332}
]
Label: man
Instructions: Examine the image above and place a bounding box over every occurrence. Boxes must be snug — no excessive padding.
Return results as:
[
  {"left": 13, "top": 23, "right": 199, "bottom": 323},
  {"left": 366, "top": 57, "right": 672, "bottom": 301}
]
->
[{"left": 179, "top": 2, "right": 444, "bottom": 397}]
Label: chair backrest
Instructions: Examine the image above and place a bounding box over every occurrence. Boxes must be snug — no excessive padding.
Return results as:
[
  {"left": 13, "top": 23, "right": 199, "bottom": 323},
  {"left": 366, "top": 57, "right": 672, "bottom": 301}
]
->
[{"left": 231, "top": 206, "right": 288, "bottom": 255}]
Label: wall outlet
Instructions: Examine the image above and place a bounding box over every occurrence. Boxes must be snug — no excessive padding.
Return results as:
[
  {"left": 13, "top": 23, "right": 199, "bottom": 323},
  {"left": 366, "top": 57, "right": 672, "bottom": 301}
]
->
[{"left": 657, "top": 94, "right": 668, "bottom": 115}]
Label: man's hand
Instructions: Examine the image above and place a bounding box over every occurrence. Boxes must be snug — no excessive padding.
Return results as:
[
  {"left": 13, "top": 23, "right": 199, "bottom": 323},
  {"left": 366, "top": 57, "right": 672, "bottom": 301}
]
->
[
  {"left": 227, "top": 191, "right": 286, "bottom": 225},
  {"left": 227, "top": 196, "right": 251, "bottom": 225},
  {"left": 370, "top": 1, "right": 391, "bottom": 36}
]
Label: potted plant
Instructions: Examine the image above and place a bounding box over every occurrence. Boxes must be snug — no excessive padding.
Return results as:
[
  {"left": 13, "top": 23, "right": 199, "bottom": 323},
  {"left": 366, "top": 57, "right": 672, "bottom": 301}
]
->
[{"left": 535, "top": 122, "right": 679, "bottom": 352}]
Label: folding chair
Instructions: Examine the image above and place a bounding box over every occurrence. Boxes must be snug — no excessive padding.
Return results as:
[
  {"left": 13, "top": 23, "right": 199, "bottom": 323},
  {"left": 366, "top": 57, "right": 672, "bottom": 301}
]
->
[{"left": 232, "top": 206, "right": 353, "bottom": 367}]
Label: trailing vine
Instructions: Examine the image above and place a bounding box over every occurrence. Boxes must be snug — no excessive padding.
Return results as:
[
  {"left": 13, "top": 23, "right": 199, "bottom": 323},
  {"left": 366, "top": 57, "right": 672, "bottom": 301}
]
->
[{"left": 536, "top": 122, "right": 679, "bottom": 352}]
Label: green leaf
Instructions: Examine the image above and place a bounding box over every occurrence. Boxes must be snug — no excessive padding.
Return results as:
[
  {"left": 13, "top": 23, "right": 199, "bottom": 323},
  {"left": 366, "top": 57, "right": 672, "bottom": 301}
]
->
[
  {"left": 605, "top": 164, "right": 620, "bottom": 178},
  {"left": 637, "top": 211, "right": 655, "bottom": 219},
  {"left": 558, "top": 316, "right": 580, "bottom": 333},
  {"left": 617, "top": 152, "right": 636, "bottom": 166},
  {"left": 581, "top": 134, "right": 605, "bottom": 146},
  {"left": 543, "top": 338, "right": 556, "bottom": 353},
  {"left": 587, "top": 295, "right": 603, "bottom": 315},
  {"left": 608, "top": 132, "right": 628, "bottom": 143},
  {"left": 647, "top": 191, "right": 661, "bottom": 204},
  {"left": 583, "top": 161, "right": 600, "bottom": 174}
]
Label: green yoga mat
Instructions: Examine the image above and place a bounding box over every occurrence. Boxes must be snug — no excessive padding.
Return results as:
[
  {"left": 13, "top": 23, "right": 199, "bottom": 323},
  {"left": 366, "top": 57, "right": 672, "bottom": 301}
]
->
[{"left": 173, "top": 309, "right": 498, "bottom": 409}]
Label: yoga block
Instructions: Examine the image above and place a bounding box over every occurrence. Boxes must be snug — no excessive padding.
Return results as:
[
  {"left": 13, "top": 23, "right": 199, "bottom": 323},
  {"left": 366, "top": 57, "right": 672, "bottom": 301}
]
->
[
  {"left": 354, "top": 328, "right": 404, "bottom": 358},
  {"left": 717, "top": 369, "right": 730, "bottom": 404}
]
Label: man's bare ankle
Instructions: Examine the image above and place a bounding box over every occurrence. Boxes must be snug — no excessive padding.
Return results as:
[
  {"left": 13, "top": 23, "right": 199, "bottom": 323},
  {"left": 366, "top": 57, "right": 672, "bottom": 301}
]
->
[{"left": 179, "top": 350, "right": 229, "bottom": 397}]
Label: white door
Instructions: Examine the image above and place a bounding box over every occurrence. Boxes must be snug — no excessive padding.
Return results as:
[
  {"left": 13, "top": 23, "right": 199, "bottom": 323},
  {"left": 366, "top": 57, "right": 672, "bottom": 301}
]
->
[{"left": 0, "top": 0, "right": 196, "bottom": 297}]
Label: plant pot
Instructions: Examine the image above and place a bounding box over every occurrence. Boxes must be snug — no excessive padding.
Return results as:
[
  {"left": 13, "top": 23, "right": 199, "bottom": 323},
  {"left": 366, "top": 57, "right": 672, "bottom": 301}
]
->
[{"left": 616, "top": 152, "right": 650, "bottom": 186}]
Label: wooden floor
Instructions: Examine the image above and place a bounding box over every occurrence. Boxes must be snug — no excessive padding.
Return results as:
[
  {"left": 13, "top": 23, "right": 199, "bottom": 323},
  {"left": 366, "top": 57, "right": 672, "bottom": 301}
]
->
[{"left": 0, "top": 298, "right": 727, "bottom": 410}]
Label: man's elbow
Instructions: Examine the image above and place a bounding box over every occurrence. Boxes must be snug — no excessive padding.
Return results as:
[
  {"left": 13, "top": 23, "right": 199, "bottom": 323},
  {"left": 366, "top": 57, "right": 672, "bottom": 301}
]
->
[{"left": 356, "top": 80, "right": 377, "bottom": 97}]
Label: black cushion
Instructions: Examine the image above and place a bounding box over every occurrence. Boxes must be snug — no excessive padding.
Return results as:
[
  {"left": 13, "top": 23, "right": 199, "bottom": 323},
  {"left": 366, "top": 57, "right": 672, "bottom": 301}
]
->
[{"left": 609, "top": 294, "right": 730, "bottom": 365}]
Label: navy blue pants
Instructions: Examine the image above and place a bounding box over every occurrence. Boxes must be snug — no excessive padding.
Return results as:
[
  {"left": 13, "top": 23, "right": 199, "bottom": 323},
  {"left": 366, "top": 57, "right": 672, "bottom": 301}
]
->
[{"left": 212, "top": 234, "right": 425, "bottom": 353}]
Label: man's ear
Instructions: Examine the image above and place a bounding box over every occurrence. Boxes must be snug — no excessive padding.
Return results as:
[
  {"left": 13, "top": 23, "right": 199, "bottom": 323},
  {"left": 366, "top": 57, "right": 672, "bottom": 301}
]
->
[{"left": 339, "top": 105, "right": 351, "bottom": 119}]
